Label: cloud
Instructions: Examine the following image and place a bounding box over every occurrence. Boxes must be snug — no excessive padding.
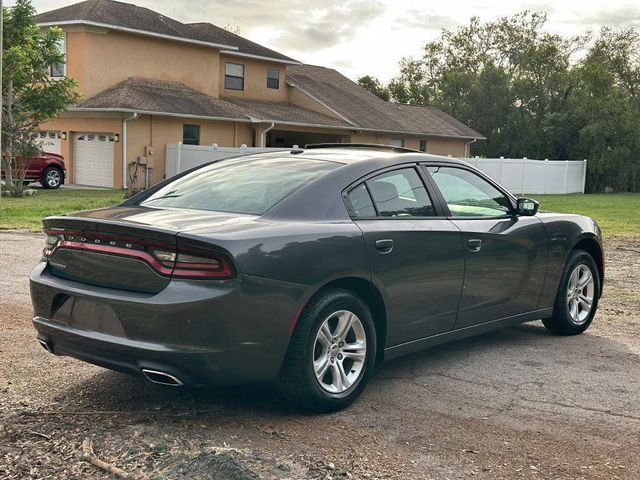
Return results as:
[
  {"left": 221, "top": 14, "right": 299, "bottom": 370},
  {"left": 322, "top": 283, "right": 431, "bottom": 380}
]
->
[
  {"left": 568, "top": 6, "right": 640, "bottom": 28},
  {"left": 139, "top": 0, "right": 387, "bottom": 52},
  {"left": 394, "top": 11, "right": 460, "bottom": 30},
  {"left": 273, "top": 1, "right": 387, "bottom": 50}
]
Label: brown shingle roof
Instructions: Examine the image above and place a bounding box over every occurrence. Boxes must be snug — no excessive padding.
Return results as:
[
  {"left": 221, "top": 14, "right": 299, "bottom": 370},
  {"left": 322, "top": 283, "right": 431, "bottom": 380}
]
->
[
  {"left": 74, "top": 78, "right": 249, "bottom": 119},
  {"left": 188, "top": 23, "right": 298, "bottom": 63},
  {"left": 221, "top": 97, "right": 351, "bottom": 127},
  {"left": 286, "top": 64, "right": 485, "bottom": 139},
  {"left": 74, "top": 78, "right": 351, "bottom": 128},
  {"left": 36, "top": 0, "right": 297, "bottom": 62}
]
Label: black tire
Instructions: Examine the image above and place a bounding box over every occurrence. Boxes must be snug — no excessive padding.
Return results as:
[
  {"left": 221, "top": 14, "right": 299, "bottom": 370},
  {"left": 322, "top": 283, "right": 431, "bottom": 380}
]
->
[
  {"left": 42, "top": 166, "right": 63, "bottom": 189},
  {"left": 278, "top": 288, "right": 377, "bottom": 413},
  {"left": 542, "top": 249, "right": 600, "bottom": 335}
]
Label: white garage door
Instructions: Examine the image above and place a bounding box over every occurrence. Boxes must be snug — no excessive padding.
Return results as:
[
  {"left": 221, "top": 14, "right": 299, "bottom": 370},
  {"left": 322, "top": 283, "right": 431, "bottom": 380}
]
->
[
  {"left": 73, "top": 133, "right": 115, "bottom": 188},
  {"left": 37, "top": 131, "right": 62, "bottom": 155}
]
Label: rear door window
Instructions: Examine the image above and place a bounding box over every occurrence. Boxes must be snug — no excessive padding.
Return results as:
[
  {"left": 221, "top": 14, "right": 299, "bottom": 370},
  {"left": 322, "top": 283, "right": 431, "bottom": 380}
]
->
[{"left": 366, "top": 168, "right": 435, "bottom": 217}]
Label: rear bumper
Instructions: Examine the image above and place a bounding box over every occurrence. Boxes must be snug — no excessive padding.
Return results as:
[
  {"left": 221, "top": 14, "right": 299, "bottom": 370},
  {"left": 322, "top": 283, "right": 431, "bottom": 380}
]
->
[
  {"left": 30, "top": 262, "right": 306, "bottom": 386},
  {"left": 34, "top": 315, "right": 229, "bottom": 386}
]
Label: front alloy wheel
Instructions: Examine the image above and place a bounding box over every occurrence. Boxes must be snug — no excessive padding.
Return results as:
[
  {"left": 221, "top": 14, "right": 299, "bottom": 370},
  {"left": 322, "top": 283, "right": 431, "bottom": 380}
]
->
[
  {"left": 566, "top": 264, "right": 595, "bottom": 325},
  {"left": 42, "top": 167, "right": 62, "bottom": 189},
  {"left": 543, "top": 249, "right": 600, "bottom": 335},
  {"left": 279, "top": 289, "right": 377, "bottom": 412}
]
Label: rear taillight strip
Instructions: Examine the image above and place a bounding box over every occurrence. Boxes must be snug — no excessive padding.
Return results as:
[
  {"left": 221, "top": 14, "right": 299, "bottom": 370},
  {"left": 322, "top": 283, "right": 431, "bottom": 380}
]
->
[
  {"left": 54, "top": 241, "right": 175, "bottom": 275},
  {"left": 46, "top": 238, "right": 233, "bottom": 279}
]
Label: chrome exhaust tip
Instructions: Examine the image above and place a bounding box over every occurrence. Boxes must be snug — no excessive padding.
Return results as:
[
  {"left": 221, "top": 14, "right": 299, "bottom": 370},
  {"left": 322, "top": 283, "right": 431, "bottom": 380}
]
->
[
  {"left": 141, "top": 368, "right": 184, "bottom": 387},
  {"left": 38, "top": 339, "right": 52, "bottom": 352}
]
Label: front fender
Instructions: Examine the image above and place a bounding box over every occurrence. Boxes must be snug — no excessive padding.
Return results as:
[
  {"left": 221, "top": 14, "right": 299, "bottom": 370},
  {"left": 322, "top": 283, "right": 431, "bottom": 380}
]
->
[{"left": 537, "top": 213, "right": 603, "bottom": 307}]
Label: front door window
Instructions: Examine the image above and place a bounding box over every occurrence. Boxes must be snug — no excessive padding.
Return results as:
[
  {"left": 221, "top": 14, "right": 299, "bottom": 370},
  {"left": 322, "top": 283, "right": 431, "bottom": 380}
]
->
[{"left": 427, "top": 166, "right": 511, "bottom": 217}]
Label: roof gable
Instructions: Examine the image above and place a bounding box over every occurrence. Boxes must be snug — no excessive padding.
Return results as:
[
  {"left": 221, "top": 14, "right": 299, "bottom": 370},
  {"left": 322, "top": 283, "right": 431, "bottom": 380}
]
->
[{"left": 36, "top": 0, "right": 297, "bottom": 62}]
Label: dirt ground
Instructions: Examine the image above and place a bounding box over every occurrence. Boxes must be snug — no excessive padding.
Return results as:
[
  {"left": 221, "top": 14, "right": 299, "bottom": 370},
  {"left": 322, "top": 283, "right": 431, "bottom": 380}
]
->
[{"left": 1, "top": 231, "right": 638, "bottom": 479}]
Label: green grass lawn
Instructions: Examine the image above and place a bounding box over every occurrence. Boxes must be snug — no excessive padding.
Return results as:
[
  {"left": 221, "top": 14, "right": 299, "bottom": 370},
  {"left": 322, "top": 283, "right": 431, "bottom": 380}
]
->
[
  {"left": 0, "top": 189, "right": 638, "bottom": 237},
  {"left": 533, "top": 193, "right": 640, "bottom": 237},
  {"left": 0, "top": 189, "right": 125, "bottom": 232}
]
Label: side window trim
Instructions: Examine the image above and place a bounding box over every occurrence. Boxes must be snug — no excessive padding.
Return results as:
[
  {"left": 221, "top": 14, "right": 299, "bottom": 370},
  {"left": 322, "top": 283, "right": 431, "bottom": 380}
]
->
[
  {"left": 363, "top": 182, "right": 380, "bottom": 217},
  {"left": 343, "top": 164, "right": 446, "bottom": 220},
  {"left": 421, "top": 163, "right": 517, "bottom": 219}
]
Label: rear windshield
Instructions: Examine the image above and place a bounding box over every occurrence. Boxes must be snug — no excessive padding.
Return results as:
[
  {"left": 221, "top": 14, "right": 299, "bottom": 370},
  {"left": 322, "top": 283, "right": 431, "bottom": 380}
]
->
[{"left": 140, "top": 157, "right": 338, "bottom": 215}]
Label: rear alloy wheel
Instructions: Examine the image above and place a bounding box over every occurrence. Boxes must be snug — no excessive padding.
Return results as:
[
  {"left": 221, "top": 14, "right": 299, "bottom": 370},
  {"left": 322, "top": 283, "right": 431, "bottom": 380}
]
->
[
  {"left": 313, "top": 310, "right": 367, "bottom": 394},
  {"left": 42, "top": 167, "right": 63, "bottom": 189},
  {"left": 542, "top": 249, "right": 600, "bottom": 335},
  {"left": 279, "top": 289, "right": 376, "bottom": 412}
]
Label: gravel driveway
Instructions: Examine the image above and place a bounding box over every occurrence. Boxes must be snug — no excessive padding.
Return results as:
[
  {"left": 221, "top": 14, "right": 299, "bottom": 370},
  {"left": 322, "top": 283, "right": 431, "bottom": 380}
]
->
[{"left": 1, "top": 231, "right": 638, "bottom": 479}]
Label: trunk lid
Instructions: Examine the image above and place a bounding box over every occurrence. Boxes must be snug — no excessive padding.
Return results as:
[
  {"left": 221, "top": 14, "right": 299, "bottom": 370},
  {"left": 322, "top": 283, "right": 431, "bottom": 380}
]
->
[{"left": 43, "top": 206, "right": 252, "bottom": 293}]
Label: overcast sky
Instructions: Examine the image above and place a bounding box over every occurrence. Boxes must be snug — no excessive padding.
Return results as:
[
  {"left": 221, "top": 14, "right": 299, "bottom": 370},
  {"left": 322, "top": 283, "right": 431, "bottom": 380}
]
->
[{"left": 15, "top": 0, "right": 640, "bottom": 82}]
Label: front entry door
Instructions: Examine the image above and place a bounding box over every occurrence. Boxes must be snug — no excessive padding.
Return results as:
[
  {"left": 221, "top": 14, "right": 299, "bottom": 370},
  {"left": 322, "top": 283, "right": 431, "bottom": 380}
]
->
[{"left": 425, "top": 165, "right": 548, "bottom": 328}]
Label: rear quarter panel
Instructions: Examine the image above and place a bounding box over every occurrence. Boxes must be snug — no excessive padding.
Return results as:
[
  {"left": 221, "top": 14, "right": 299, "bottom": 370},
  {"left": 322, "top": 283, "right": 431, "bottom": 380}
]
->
[{"left": 180, "top": 221, "right": 370, "bottom": 292}]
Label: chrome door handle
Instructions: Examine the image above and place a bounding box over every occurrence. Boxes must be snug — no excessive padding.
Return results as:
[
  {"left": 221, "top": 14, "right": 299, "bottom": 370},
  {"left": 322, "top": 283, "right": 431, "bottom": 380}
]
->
[
  {"left": 375, "top": 239, "right": 394, "bottom": 254},
  {"left": 467, "top": 238, "right": 482, "bottom": 252}
]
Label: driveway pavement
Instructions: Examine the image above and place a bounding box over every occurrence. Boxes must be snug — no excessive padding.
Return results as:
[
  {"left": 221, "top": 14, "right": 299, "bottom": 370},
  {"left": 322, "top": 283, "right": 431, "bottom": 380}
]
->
[{"left": 1, "top": 231, "right": 638, "bottom": 479}]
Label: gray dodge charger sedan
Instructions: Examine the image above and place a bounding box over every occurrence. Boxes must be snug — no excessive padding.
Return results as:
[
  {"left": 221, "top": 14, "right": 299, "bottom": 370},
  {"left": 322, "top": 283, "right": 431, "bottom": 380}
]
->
[{"left": 30, "top": 144, "right": 604, "bottom": 412}]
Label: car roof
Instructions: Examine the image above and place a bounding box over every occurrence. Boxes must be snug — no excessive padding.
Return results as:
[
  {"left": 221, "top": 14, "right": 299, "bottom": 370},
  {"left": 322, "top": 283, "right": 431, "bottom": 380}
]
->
[{"left": 246, "top": 146, "right": 469, "bottom": 169}]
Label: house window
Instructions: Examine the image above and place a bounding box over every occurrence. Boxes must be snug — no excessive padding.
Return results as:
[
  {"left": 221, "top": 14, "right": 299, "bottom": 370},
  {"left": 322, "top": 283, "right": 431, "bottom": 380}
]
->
[
  {"left": 50, "top": 34, "right": 66, "bottom": 78},
  {"left": 183, "top": 124, "right": 200, "bottom": 145},
  {"left": 390, "top": 138, "right": 404, "bottom": 147},
  {"left": 225, "top": 62, "right": 244, "bottom": 91},
  {"left": 419, "top": 139, "right": 427, "bottom": 152},
  {"left": 267, "top": 69, "right": 280, "bottom": 89}
]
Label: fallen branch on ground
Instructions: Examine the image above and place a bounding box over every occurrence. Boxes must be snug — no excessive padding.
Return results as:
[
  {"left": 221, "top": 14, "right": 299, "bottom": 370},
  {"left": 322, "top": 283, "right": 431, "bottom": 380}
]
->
[
  {"left": 82, "top": 438, "right": 136, "bottom": 479},
  {"left": 27, "top": 430, "right": 52, "bottom": 440}
]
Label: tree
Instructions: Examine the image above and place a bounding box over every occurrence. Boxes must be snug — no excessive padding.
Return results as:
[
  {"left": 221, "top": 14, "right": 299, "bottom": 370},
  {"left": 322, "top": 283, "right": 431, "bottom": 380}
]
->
[
  {"left": 383, "top": 12, "right": 579, "bottom": 160},
  {"left": 569, "top": 28, "right": 640, "bottom": 192},
  {"left": 1, "top": 0, "right": 78, "bottom": 197},
  {"left": 357, "top": 75, "right": 390, "bottom": 101},
  {"left": 362, "top": 12, "right": 640, "bottom": 191}
]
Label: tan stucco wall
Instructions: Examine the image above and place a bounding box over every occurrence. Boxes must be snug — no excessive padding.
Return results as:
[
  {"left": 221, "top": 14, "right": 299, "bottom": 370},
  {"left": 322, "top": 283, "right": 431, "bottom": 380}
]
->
[
  {"left": 125, "top": 115, "right": 255, "bottom": 185},
  {"left": 351, "top": 132, "right": 390, "bottom": 144},
  {"left": 39, "top": 114, "right": 257, "bottom": 188},
  {"left": 68, "top": 29, "right": 220, "bottom": 98},
  {"left": 351, "top": 132, "right": 468, "bottom": 157},
  {"left": 39, "top": 115, "right": 124, "bottom": 188},
  {"left": 64, "top": 31, "right": 87, "bottom": 95},
  {"left": 423, "top": 137, "right": 467, "bottom": 157},
  {"left": 219, "top": 54, "right": 287, "bottom": 101}
]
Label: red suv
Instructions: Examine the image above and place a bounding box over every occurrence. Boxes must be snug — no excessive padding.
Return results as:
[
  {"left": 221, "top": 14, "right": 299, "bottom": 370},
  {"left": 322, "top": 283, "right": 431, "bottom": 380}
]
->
[{"left": 2, "top": 152, "right": 67, "bottom": 189}]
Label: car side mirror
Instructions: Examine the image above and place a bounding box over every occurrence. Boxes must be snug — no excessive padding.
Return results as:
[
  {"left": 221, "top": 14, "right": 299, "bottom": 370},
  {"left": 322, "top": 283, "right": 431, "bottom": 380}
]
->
[{"left": 516, "top": 197, "right": 539, "bottom": 216}]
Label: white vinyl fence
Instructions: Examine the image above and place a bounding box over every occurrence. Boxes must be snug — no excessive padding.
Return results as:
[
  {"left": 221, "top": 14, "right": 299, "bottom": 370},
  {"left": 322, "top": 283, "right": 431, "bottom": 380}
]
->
[
  {"left": 165, "top": 143, "right": 286, "bottom": 178},
  {"left": 462, "top": 157, "right": 587, "bottom": 194},
  {"left": 165, "top": 144, "right": 587, "bottom": 194}
]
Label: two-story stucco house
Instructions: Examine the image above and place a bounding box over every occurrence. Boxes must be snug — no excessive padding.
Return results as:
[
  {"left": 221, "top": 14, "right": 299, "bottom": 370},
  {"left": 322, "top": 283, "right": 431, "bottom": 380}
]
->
[{"left": 36, "top": 0, "right": 484, "bottom": 189}]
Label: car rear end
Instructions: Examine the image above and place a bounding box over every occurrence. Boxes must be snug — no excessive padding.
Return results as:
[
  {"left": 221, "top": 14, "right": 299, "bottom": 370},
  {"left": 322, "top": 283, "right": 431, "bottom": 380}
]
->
[{"left": 29, "top": 154, "right": 343, "bottom": 386}]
